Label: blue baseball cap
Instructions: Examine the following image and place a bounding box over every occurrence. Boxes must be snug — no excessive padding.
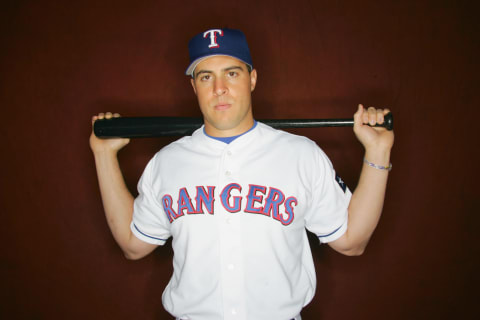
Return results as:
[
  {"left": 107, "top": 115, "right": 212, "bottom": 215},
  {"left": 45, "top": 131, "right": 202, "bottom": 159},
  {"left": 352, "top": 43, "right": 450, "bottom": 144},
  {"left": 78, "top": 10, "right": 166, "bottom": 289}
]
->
[{"left": 186, "top": 28, "right": 253, "bottom": 76}]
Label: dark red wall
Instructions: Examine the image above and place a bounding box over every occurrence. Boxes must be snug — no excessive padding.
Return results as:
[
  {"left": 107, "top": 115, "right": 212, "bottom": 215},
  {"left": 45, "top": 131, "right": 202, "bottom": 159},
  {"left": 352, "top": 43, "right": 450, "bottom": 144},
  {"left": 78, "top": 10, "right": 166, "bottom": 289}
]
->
[{"left": 1, "top": 1, "right": 478, "bottom": 319}]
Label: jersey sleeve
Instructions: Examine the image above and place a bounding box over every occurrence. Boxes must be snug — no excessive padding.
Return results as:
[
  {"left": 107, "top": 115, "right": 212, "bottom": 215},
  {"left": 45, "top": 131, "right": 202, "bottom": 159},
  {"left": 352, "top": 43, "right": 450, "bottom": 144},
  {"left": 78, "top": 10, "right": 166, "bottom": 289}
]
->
[
  {"left": 130, "top": 154, "right": 172, "bottom": 245},
  {"left": 304, "top": 145, "right": 351, "bottom": 243}
]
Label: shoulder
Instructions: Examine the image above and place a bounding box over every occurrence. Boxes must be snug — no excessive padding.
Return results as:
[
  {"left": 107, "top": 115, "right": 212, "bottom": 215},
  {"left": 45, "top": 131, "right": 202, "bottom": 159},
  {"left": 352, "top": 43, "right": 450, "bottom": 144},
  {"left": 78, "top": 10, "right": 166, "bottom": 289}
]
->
[
  {"left": 144, "top": 134, "right": 197, "bottom": 169},
  {"left": 257, "top": 122, "right": 321, "bottom": 151},
  {"left": 256, "top": 122, "right": 334, "bottom": 167}
]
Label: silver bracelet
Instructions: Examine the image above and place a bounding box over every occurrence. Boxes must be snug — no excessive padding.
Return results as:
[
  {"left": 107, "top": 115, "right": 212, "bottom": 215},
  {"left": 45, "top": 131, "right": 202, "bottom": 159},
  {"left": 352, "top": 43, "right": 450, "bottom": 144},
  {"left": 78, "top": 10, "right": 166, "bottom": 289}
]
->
[{"left": 363, "top": 158, "right": 392, "bottom": 171}]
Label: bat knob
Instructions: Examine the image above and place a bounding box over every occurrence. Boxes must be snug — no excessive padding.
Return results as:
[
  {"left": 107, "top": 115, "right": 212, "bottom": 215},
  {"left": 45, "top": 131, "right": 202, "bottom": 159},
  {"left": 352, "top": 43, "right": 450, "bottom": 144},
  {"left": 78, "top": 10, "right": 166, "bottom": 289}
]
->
[{"left": 383, "top": 112, "right": 394, "bottom": 130}]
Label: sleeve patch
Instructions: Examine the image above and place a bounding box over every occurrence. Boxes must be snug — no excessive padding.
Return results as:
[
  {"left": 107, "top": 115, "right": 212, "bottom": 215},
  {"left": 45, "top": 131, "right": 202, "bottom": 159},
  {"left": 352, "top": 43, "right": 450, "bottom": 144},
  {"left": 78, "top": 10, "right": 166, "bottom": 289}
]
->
[{"left": 335, "top": 173, "right": 347, "bottom": 193}]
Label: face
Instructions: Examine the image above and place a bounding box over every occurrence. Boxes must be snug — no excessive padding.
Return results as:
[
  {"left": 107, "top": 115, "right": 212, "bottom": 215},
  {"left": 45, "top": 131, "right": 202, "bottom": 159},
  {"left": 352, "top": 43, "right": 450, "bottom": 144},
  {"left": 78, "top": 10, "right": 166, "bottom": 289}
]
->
[{"left": 190, "top": 55, "right": 257, "bottom": 137}]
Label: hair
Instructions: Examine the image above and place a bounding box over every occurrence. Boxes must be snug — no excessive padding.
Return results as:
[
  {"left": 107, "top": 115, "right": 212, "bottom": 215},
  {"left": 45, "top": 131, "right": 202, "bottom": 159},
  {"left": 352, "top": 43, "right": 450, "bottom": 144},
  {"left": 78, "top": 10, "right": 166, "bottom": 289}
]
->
[{"left": 192, "top": 63, "right": 252, "bottom": 79}]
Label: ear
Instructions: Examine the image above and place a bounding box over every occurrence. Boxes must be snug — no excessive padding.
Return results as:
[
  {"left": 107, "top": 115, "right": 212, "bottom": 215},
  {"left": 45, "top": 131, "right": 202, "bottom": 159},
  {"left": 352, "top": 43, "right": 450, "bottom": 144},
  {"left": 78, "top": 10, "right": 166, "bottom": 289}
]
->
[
  {"left": 250, "top": 69, "right": 257, "bottom": 92},
  {"left": 190, "top": 78, "right": 197, "bottom": 95}
]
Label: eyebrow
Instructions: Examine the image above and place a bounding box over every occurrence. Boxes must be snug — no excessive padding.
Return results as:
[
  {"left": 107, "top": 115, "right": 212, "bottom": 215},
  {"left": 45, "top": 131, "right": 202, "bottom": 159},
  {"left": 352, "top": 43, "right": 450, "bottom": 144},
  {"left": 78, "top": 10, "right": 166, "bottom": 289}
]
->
[{"left": 195, "top": 65, "right": 244, "bottom": 78}]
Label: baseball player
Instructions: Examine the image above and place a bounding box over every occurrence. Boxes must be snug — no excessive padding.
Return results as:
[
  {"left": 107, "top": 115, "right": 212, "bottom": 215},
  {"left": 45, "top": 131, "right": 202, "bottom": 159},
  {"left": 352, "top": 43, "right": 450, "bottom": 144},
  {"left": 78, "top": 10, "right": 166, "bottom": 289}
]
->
[{"left": 90, "top": 28, "right": 394, "bottom": 320}]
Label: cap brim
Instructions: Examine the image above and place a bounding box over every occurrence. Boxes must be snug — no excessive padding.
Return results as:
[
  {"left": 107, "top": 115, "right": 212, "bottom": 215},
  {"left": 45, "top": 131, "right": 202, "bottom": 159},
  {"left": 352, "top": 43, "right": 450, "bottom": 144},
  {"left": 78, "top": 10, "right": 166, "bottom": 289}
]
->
[{"left": 185, "top": 54, "right": 252, "bottom": 76}]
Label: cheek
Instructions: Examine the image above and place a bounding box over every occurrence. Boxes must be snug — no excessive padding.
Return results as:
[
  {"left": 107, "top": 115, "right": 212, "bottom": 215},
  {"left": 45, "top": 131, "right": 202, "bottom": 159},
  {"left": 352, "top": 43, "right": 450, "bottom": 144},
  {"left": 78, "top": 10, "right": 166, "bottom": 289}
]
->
[
  {"left": 237, "top": 85, "right": 252, "bottom": 101},
  {"left": 196, "top": 91, "right": 213, "bottom": 115},
  {"left": 195, "top": 88, "right": 211, "bottom": 103}
]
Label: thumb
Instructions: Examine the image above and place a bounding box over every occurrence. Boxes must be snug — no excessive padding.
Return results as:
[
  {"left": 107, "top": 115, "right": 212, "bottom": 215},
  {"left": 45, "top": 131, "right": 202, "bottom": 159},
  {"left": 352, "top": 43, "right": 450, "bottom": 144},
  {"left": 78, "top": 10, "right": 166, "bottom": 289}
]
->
[{"left": 353, "top": 104, "right": 364, "bottom": 130}]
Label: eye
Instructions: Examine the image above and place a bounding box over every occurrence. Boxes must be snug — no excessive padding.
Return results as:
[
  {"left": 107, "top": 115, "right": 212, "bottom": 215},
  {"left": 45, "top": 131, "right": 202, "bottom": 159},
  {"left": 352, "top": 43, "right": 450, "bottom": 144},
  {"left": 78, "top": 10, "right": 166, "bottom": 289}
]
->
[
  {"left": 227, "top": 71, "right": 238, "bottom": 78},
  {"left": 200, "top": 74, "right": 211, "bottom": 81}
]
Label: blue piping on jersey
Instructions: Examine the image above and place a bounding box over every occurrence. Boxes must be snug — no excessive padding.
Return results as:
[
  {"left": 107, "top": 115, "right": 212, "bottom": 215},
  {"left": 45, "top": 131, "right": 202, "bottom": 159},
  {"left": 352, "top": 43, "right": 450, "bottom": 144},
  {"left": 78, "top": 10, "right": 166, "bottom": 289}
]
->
[
  {"left": 133, "top": 224, "right": 167, "bottom": 242},
  {"left": 318, "top": 224, "right": 343, "bottom": 239}
]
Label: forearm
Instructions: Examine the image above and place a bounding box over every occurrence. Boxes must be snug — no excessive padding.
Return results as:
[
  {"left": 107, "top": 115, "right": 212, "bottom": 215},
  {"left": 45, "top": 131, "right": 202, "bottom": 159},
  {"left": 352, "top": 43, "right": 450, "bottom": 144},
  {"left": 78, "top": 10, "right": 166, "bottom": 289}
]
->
[
  {"left": 93, "top": 150, "right": 136, "bottom": 254},
  {"left": 347, "top": 148, "right": 391, "bottom": 249}
]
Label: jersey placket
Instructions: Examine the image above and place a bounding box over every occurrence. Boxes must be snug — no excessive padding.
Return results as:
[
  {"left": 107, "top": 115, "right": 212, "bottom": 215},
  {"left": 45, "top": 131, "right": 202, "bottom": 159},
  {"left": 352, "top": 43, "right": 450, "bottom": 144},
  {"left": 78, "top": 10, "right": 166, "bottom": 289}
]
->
[{"left": 215, "top": 145, "right": 247, "bottom": 320}]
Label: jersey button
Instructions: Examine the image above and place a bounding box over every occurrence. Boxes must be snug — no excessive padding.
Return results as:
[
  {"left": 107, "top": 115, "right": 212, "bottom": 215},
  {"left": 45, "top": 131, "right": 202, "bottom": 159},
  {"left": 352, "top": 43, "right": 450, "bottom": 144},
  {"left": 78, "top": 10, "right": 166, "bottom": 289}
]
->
[
  {"left": 227, "top": 264, "right": 235, "bottom": 270},
  {"left": 225, "top": 170, "right": 232, "bottom": 176},
  {"left": 227, "top": 150, "right": 232, "bottom": 156},
  {"left": 231, "top": 308, "right": 237, "bottom": 315}
]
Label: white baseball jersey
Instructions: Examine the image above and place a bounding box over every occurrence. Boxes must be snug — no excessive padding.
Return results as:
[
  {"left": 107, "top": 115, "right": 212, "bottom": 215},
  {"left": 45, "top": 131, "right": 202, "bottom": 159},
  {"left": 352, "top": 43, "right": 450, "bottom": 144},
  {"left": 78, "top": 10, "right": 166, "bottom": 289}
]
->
[{"left": 131, "top": 122, "right": 351, "bottom": 320}]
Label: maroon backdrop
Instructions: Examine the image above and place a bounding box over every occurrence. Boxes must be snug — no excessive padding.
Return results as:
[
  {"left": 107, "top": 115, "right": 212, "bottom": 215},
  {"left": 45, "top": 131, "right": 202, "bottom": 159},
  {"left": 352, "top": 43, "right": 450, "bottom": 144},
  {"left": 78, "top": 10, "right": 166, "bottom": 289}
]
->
[{"left": 1, "top": 0, "right": 478, "bottom": 319}]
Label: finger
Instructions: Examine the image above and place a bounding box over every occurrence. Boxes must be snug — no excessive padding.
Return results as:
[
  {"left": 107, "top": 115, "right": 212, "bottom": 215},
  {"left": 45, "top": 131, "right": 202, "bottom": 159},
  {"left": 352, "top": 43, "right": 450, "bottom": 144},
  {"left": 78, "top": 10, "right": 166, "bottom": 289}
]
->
[
  {"left": 98, "top": 113, "right": 105, "bottom": 120},
  {"left": 376, "top": 109, "right": 384, "bottom": 124},
  {"left": 367, "top": 106, "right": 376, "bottom": 125},
  {"left": 105, "top": 112, "right": 113, "bottom": 119},
  {"left": 361, "top": 106, "right": 369, "bottom": 124},
  {"left": 113, "top": 113, "right": 121, "bottom": 118}
]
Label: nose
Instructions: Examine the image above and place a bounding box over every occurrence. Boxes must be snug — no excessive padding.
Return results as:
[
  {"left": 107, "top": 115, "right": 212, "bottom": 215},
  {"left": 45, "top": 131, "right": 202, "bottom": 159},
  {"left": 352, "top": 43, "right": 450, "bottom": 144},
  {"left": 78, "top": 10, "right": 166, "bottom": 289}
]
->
[{"left": 213, "top": 77, "right": 227, "bottom": 96}]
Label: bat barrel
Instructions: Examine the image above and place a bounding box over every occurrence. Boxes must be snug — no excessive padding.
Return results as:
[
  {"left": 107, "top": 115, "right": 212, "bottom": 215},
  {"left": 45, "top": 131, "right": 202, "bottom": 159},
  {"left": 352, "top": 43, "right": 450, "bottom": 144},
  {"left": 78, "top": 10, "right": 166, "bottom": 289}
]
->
[{"left": 94, "top": 117, "right": 203, "bottom": 138}]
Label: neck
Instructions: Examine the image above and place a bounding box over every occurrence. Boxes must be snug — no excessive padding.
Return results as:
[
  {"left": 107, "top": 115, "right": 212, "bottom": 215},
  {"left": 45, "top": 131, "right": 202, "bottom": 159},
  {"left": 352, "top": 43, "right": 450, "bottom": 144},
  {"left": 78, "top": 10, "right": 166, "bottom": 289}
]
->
[
  {"left": 203, "top": 112, "right": 255, "bottom": 137},
  {"left": 204, "top": 121, "right": 258, "bottom": 144}
]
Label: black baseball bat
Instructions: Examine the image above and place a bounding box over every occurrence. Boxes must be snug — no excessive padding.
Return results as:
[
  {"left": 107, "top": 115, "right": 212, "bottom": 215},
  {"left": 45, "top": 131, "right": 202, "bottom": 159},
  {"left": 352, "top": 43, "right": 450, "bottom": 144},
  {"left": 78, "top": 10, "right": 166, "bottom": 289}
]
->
[{"left": 94, "top": 112, "right": 393, "bottom": 138}]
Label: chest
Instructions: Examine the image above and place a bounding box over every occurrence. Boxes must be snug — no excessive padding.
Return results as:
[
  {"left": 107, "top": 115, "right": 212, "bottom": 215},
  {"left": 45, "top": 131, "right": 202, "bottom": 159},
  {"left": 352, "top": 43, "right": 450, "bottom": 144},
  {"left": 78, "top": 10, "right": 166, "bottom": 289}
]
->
[{"left": 151, "top": 145, "right": 313, "bottom": 233}]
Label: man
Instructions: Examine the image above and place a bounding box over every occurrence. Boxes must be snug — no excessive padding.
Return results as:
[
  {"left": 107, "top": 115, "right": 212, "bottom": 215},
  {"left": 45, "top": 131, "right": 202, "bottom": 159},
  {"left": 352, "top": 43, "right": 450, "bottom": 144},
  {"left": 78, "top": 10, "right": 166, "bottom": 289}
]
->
[{"left": 90, "top": 28, "right": 394, "bottom": 320}]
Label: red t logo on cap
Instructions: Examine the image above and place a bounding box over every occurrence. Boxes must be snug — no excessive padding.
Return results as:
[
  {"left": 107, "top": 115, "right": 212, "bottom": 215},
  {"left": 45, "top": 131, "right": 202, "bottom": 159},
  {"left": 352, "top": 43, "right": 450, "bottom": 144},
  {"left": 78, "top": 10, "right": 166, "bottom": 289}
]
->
[{"left": 203, "top": 29, "right": 223, "bottom": 48}]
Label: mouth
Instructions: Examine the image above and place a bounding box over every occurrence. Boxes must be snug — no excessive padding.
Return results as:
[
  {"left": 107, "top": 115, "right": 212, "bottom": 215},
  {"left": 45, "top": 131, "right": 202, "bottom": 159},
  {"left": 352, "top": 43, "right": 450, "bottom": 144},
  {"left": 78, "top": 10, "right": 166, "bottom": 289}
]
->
[{"left": 214, "top": 103, "right": 232, "bottom": 111}]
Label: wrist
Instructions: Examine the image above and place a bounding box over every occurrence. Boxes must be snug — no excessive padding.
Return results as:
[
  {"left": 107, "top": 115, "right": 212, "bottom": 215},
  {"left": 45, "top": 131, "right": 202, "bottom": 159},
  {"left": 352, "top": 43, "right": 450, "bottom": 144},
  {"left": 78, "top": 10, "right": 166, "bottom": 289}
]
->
[
  {"left": 93, "top": 148, "right": 119, "bottom": 159},
  {"left": 364, "top": 148, "right": 391, "bottom": 168},
  {"left": 363, "top": 157, "right": 392, "bottom": 171}
]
